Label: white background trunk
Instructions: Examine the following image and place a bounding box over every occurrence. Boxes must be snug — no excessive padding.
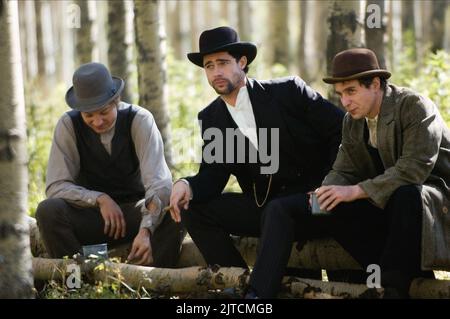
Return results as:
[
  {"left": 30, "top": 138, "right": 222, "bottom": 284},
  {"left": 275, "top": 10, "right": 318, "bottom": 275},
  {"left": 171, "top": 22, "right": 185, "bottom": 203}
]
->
[
  {"left": 134, "top": 0, "right": 172, "bottom": 167},
  {"left": 0, "top": 0, "right": 33, "bottom": 298}
]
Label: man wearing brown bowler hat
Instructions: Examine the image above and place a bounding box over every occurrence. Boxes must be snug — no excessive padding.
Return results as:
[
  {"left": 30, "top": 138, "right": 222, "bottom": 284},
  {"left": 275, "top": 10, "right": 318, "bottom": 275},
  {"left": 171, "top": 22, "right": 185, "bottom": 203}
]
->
[
  {"left": 36, "top": 62, "right": 184, "bottom": 267},
  {"left": 169, "top": 26, "right": 344, "bottom": 298},
  {"left": 317, "top": 48, "right": 450, "bottom": 297}
]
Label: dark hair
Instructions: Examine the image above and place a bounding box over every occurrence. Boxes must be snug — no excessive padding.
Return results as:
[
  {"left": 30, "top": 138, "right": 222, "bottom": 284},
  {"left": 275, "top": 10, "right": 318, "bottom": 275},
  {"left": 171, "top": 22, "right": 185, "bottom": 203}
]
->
[
  {"left": 358, "top": 76, "right": 387, "bottom": 91},
  {"left": 228, "top": 51, "right": 249, "bottom": 74}
]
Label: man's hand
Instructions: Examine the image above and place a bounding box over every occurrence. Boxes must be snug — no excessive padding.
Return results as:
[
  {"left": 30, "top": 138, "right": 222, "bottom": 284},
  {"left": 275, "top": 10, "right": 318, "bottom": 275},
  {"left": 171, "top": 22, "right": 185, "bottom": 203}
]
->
[
  {"left": 315, "top": 185, "right": 368, "bottom": 211},
  {"left": 169, "top": 181, "right": 191, "bottom": 223},
  {"left": 127, "top": 228, "right": 153, "bottom": 266},
  {"left": 96, "top": 194, "right": 126, "bottom": 239}
]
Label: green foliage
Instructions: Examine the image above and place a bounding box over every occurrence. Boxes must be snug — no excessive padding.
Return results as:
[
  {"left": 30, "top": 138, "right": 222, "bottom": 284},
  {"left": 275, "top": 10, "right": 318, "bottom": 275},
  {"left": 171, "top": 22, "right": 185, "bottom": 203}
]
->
[
  {"left": 390, "top": 34, "right": 450, "bottom": 125},
  {"left": 26, "top": 83, "right": 68, "bottom": 216}
]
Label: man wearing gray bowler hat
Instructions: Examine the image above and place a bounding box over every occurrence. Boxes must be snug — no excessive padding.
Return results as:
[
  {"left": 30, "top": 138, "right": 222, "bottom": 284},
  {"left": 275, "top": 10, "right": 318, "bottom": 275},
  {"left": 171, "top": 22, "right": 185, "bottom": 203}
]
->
[
  {"left": 35, "top": 62, "right": 185, "bottom": 267},
  {"left": 317, "top": 48, "right": 450, "bottom": 297}
]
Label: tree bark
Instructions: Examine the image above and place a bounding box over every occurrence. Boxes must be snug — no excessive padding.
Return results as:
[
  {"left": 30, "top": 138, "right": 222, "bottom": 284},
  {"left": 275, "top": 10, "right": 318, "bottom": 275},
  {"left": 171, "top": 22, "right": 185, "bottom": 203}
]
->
[
  {"left": 430, "top": 0, "right": 448, "bottom": 52},
  {"left": 237, "top": 0, "right": 252, "bottom": 42},
  {"left": 75, "top": 0, "right": 93, "bottom": 65},
  {"left": 0, "top": 0, "right": 34, "bottom": 298},
  {"left": 445, "top": 2, "right": 450, "bottom": 52},
  {"left": 268, "top": 0, "right": 289, "bottom": 67},
  {"left": 298, "top": 0, "right": 308, "bottom": 82},
  {"left": 326, "top": 0, "right": 362, "bottom": 107},
  {"left": 107, "top": 0, "right": 131, "bottom": 103},
  {"left": 134, "top": 0, "right": 173, "bottom": 168},
  {"left": 34, "top": 0, "right": 45, "bottom": 77}
]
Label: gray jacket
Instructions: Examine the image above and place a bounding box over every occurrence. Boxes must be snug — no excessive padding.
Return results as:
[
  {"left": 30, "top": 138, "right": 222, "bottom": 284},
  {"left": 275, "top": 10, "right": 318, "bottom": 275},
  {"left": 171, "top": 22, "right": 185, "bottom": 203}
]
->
[{"left": 323, "top": 84, "right": 450, "bottom": 270}]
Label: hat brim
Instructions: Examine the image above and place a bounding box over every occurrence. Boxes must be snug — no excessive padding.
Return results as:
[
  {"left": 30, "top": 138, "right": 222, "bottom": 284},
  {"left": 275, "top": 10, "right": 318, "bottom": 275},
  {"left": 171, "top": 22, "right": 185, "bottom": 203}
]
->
[
  {"left": 323, "top": 70, "right": 391, "bottom": 84},
  {"left": 187, "top": 42, "right": 257, "bottom": 67},
  {"left": 65, "top": 77, "right": 124, "bottom": 112}
]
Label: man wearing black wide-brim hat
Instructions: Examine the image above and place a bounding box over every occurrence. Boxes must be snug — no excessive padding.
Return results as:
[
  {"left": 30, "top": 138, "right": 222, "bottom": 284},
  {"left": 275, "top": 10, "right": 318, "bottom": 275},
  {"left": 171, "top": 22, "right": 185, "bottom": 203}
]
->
[
  {"left": 168, "top": 26, "right": 345, "bottom": 298},
  {"left": 317, "top": 48, "right": 450, "bottom": 297},
  {"left": 35, "top": 63, "right": 184, "bottom": 267}
]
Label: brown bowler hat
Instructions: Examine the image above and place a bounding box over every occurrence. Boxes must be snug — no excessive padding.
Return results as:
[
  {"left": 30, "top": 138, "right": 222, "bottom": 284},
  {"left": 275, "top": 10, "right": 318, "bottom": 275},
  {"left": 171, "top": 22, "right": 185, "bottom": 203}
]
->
[{"left": 323, "top": 48, "right": 391, "bottom": 84}]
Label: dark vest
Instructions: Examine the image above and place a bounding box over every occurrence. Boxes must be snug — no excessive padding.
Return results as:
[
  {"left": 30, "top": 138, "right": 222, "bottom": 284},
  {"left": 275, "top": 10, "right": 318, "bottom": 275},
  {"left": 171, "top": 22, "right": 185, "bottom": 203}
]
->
[{"left": 68, "top": 105, "right": 145, "bottom": 203}]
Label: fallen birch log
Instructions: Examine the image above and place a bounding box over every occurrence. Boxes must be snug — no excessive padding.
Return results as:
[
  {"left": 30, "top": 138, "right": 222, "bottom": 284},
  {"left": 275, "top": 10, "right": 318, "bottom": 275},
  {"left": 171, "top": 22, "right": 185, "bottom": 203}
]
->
[
  {"left": 32, "top": 257, "right": 249, "bottom": 294},
  {"left": 28, "top": 216, "right": 361, "bottom": 270},
  {"left": 32, "top": 257, "right": 450, "bottom": 298}
]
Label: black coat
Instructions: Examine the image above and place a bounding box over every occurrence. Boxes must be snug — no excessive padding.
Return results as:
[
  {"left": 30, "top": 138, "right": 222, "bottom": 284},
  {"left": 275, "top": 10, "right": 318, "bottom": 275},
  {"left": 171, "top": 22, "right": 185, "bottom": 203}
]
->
[{"left": 186, "top": 76, "right": 344, "bottom": 204}]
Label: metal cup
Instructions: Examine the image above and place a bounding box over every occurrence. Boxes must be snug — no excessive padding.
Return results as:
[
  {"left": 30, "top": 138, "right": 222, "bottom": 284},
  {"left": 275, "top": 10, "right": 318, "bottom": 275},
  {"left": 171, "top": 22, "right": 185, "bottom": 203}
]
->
[
  {"left": 82, "top": 243, "right": 108, "bottom": 258},
  {"left": 311, "top": 193, "right": 328, "bottom": 215}
]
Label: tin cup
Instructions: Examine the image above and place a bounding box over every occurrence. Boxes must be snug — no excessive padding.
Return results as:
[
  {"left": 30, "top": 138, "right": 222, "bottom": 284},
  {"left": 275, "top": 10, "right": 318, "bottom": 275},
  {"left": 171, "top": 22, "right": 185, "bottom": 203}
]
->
[
  {"left": 311, "top": 193, "right": 328, "bottom": 215},
  {"left": 82, "top": 243, "right": 108, "bottom": 259}
]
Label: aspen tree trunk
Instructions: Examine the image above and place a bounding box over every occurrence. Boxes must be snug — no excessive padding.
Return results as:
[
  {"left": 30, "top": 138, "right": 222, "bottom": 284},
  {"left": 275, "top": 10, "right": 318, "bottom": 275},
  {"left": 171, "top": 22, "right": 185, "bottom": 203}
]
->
[
  {"left": 188, "top": 0, "right": 198, "bottom": 53},
  {"left": 237, "top": 0, "right": 252, "bottom": 42},
  {"left": 430, "top": 0, "right": 448, "bottom": 52},
  {"left": 0, "top": 0, "right": 34, "bottom": 298},
  {"left": 107, "top": 0, "right": 132, "bottom": 103},
  {"left": 326, "top": 0, "right": 363, "bottom": 107},
  {"left": 34, "top": 0, "right": 45, "bottom": 77},
  {"left": 268, "top": 0, "right": 289, "bottom": 67},
  {"left": 134, "top": 0, "right": 173, "bottom": 167},
  {"left": 75, "top": 0, "right": 93, "bottom": 65}
]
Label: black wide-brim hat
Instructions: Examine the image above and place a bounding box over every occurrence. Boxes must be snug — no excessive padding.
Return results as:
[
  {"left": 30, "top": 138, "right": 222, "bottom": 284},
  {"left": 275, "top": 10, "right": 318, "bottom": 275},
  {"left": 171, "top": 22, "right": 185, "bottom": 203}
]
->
[
  {"left": 323, "top": 48, "right": 391, "bottom": 84},
  {"left": 65, "top": 62, "right": 124, "bottom": 112},
  {"left": 187, "top": 26, "right": 257, "bottom": 68}
]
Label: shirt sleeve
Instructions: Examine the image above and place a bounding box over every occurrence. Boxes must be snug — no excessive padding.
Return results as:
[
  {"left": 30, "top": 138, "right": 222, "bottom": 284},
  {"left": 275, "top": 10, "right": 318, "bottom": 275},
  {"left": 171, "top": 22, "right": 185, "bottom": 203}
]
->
[
  {"left": 45, "top": 113, "right": 105, "bottom": 207},
  {"left": 131, "top": 107, "right": 172, "bottom": 232}
]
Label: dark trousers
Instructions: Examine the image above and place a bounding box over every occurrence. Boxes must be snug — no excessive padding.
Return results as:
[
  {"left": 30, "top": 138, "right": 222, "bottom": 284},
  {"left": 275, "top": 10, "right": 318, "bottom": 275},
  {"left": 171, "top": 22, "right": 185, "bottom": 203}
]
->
[
  {"left": 36, "top": 198, "right": 185, "bottom": 268},
  {"left": 181, "top": 185, "right": 427, "bottom": 298}
]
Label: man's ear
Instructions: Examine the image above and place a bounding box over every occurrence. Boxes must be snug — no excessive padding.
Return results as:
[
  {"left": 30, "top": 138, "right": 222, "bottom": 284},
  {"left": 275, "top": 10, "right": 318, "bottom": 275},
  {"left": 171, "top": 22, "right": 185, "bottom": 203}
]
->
[
  {"left": 239, "top": 56, "right": 248, "bottom": 70},
  {"left": 372, "top": 77, "right": 381, "bottom": 90}
]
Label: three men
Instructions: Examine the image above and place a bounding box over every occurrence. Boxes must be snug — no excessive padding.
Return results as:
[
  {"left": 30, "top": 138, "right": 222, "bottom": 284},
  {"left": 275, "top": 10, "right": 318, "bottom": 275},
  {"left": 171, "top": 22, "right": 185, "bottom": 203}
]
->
[
  {"left": 317, "top": 48, "right": 450, "bottom": 296},
  {"left": 169, "top": 26, "right": 344, "bottom": 298},
  {"left": 36, "top": 63, "right": 184, "bottom": 267}
]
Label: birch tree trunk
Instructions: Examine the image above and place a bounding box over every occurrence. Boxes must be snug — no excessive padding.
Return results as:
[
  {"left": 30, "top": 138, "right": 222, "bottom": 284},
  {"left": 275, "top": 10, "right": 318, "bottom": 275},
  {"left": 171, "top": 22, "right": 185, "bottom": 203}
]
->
[
  {"left": 430, "top": 0, "right": 448, "bottom": 53},
  {"left": 107, "top": 0, "right": 131, "bottom": 103},
  {"left": 166, "top": 0, "right": 182, "bottom": 59},
  {"left": 268, "top": 0, "right": 289, "bottom": 67},
  {"left": 365, "top": 0, "right": 386, "bottom": 69},
  {"left": 445, "top": 2, "right": 450, "bottom": 52},
  {"left": 75, "top": 0, "right": 93, "bottom": 65},
  {"left": 237, "top": 0, "right": 252, "bottom": 42},
  {"left": 188, "top": 0, "right": 198, "bottom": 53},
  {"left": 34, "top": 0, "right": 45, "bottom": 78},
  {"left": 0, "top": 0, "right": 34, "bottom": 298},
  {"left": 326, "top": 0, "right": 363, "bottom": 107},
  {"left": 298, "top": 0, "right": 308, "bottom": 82},
  {"left": 134, "top": 0, "right": 173, "bottom": 167}
]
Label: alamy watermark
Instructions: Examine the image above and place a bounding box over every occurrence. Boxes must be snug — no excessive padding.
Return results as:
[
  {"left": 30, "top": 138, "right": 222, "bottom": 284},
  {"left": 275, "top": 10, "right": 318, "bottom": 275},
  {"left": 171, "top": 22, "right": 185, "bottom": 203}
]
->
[
  {"left": 172, "top": 121, "right": 280, "bottom": 174},
  {"left": 366, "top": 4, "right": 382, "bottom": 29},
  {"left": 66, "top": 3, "right": 81, "bottom": 29},
  {"left": 66, "top": 264, "right": 81, "bottom": 289},
  {"left": 366, "top": 264, "right": 381, "bottom": 289}
]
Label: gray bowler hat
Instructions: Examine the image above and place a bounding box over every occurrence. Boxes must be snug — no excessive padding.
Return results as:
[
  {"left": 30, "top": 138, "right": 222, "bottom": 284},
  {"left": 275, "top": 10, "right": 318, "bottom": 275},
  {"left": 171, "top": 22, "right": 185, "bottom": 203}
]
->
[{"left": 65, "top": 62, "right": 124, "bottom": 112}]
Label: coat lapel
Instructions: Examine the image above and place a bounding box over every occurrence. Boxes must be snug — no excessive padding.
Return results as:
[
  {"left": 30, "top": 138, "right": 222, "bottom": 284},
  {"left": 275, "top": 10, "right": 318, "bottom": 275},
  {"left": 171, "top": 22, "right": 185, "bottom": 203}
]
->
[
  {"left": 246, "top": 78, "right": 299, "bottom": 164},
  {"left": 347, "top": 120, "right": 380, "bottom": 177},
  {"left": 377, "top": 86, "right": 397, "bottom": 168}
]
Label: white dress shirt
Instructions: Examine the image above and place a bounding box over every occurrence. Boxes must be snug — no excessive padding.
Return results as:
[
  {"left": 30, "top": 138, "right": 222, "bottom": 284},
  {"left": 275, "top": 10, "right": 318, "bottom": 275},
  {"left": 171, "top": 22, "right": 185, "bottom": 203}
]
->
[
  {"left": 365, "top": 115, "right": 378, "bottom": 148},
  {"left": 225, "top": 86, "right": 259, "bottom": 150}
]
